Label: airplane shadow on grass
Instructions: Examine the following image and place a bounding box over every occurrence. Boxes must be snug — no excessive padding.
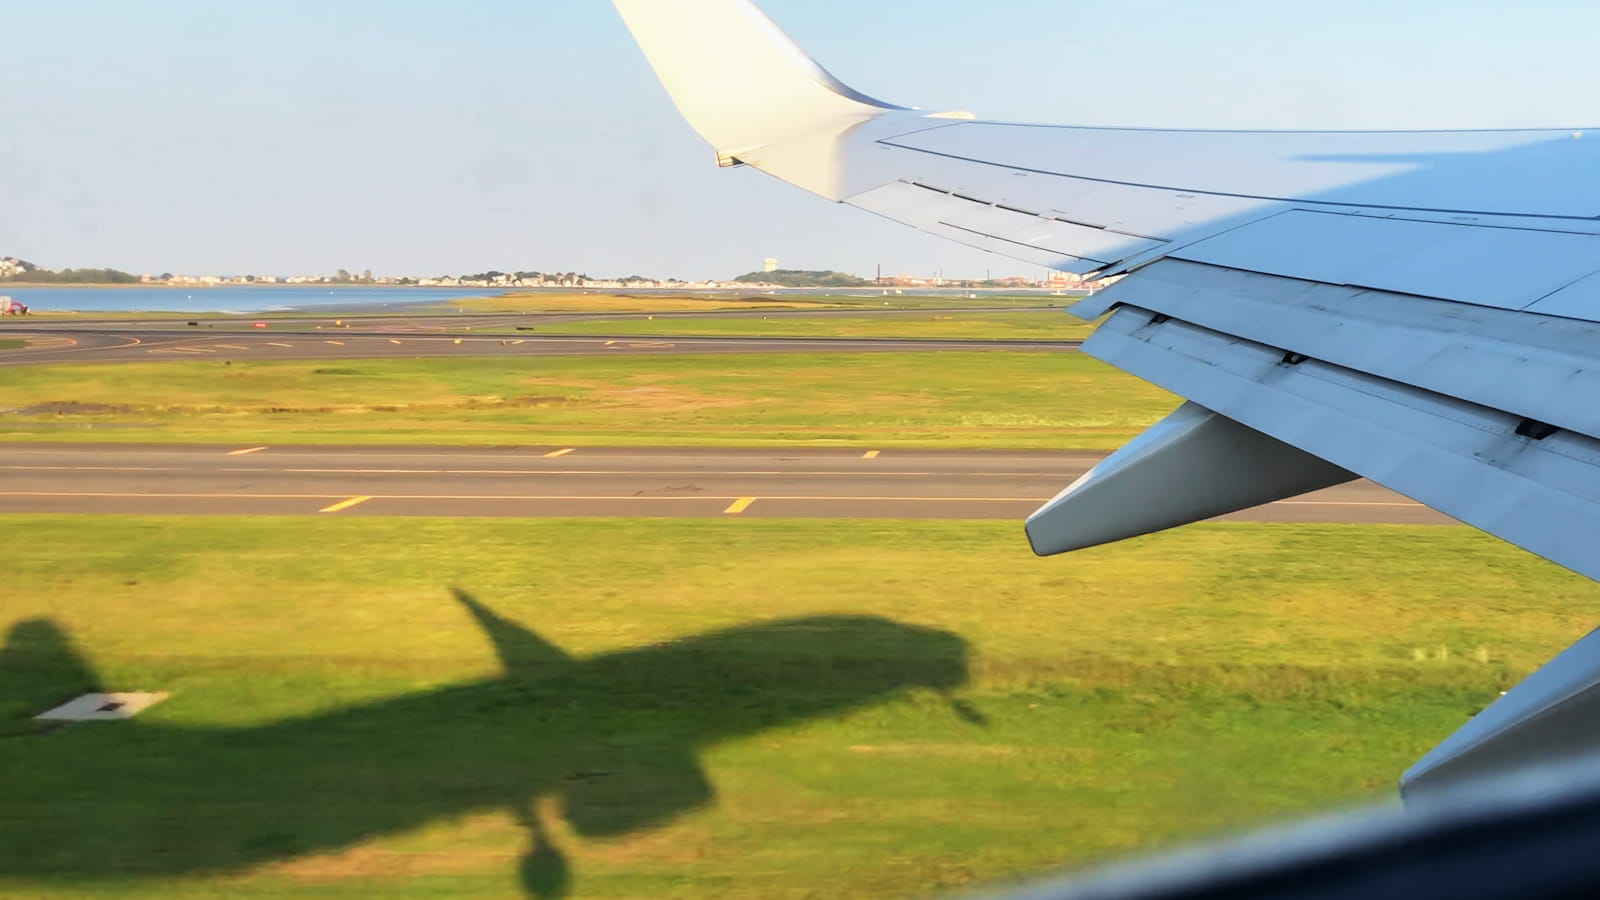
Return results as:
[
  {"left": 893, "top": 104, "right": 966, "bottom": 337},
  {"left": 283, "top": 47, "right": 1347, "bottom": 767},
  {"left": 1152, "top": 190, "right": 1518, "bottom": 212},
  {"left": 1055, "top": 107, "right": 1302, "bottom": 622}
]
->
[{"left": 0, "top": 590, "right": 980, "bottom": 898}]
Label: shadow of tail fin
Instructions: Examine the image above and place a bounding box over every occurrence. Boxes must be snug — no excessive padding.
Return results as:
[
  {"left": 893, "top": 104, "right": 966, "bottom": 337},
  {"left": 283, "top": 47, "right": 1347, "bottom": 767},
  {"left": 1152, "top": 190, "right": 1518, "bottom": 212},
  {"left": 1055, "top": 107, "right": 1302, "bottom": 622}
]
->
[
  {"left": 452, "top": 589, "right": 574, "bottom": 680},
  {"left": 0, "top": 618, "right": 103, "bottom": 724}
]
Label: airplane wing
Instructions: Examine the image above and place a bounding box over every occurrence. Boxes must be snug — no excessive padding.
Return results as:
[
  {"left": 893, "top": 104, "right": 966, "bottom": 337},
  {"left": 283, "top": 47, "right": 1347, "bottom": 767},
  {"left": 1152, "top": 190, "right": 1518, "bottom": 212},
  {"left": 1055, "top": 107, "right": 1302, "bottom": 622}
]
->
[{"left": 613, "top": 0, "right": 1600, "bottom": 588}]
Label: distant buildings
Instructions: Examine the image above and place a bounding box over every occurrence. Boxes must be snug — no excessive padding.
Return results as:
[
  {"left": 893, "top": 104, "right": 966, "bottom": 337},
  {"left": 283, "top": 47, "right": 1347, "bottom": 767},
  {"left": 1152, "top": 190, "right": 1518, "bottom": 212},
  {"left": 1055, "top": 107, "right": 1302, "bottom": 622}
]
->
[{"left": 6, "top": 255, "right": 1111, "bottom": 291}]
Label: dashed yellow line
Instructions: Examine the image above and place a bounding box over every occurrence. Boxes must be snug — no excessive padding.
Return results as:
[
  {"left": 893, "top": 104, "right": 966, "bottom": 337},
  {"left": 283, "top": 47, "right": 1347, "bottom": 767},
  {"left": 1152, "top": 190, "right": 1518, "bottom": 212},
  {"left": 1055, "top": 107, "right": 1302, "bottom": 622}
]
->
[
  {"left": 325, "top": 340, "right": 345, "bottom": 346},
  {"left": 544, "top": 448, "right": 576, "bottom": 458},
  {"left": 319, "top": 495, "right": 372, "bottom": 513},
  {"left": 215, "top": 344, "right": 249, "bottom": 350},
  {"left": 389, "top": 339, "right": 402, "bottom": 345},
  {"left": 227, "top": 446, "right": 268, "bottom": 456},
  {"left": 862, "top": 450, "right": 881, "bottom": 459},
  {"left": 724, "top": 497, "right": 757, "bottom": 514},
  {"left": 267, "top": 342, "right": 292, "bottom": 348}
]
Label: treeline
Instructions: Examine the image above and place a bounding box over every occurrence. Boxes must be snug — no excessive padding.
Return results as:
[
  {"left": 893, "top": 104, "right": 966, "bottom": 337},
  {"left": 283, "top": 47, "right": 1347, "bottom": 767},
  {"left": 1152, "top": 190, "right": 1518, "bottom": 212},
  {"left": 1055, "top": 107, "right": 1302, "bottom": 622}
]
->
[
  {"left": 2, "top": 267, "right": 140, "bottom": 284},
  {"left": 732, "top": 269, "right": 870, "bottom": 287},
  {"left": 458, "top": 270, "right": 593, "bottom": 283}
]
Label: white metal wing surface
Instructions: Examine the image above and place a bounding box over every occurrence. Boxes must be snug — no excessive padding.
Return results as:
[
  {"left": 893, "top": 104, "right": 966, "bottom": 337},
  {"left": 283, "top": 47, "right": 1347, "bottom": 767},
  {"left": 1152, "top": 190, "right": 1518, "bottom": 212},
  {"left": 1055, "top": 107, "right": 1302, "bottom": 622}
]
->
[
  {"left": 614, "top": 0, "right": 1600, "bottom": 578},
  {"left": 614, "top": 0, "right": 1600, "bottom": 794}
]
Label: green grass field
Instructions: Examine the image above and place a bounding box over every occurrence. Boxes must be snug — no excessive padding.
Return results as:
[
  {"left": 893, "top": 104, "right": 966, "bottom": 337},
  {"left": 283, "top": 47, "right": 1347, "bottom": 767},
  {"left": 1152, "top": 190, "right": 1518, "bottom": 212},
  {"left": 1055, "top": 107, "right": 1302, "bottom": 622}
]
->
[
  {"left": 516, "top": 311, "right": 1094, "bottom": 341},
  {"left": 439, "top": 293, "right": 835, "bottom": 314},
  {"left": 441, "top": 292, "right": 1071, "bottom": 315},
  {"left": 0, "top": 352, "right": 1175, "bottom": 448},
  {"left": 2, "top": 516, "right": 1592, "bottom": 899}
]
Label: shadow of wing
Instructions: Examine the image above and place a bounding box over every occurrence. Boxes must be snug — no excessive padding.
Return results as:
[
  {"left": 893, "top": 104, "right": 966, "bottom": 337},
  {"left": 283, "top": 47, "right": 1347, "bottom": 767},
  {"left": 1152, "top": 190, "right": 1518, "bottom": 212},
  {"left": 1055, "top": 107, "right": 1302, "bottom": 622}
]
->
[{"left": 559, "top": 747, "right": 715, "bottom": 838}]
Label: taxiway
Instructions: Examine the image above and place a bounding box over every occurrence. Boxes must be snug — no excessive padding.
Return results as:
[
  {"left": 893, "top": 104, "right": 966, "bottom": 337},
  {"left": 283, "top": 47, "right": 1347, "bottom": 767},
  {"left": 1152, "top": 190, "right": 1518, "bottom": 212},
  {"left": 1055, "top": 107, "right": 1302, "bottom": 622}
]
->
[{"left": 0, "top": 444, "right": 1450, "bottom": 524}]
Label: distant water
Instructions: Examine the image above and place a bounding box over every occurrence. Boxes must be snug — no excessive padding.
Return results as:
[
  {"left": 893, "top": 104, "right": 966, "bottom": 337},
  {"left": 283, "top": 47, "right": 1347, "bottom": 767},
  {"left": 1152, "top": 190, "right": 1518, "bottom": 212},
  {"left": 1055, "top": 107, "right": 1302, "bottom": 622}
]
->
[{"left": 0, "top": 286, "right": 503, "bottom": 314}]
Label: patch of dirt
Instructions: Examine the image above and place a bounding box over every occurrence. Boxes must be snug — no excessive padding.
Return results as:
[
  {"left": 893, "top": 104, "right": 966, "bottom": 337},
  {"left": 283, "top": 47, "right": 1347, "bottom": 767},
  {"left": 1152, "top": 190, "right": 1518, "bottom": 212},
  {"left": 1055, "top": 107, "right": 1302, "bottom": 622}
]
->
[
  {"left": 588, "top": 386, "right": 747, "bottom": 412},
  {"left": 12, "top": 401, "right": 138, "bottom": 415},
  {"left": 462, "top": 395, "right": 574, "bottom": 409},
  {"left": 265, "top": 846, "right": 515, "bottom": 879}
]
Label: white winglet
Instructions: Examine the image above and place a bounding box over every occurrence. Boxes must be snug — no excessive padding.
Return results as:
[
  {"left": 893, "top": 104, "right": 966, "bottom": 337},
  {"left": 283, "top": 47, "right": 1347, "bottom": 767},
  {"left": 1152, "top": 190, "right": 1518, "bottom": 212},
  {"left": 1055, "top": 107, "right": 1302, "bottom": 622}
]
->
[{"left": 611, "top": 0, "right": 906, "bottom": 166}]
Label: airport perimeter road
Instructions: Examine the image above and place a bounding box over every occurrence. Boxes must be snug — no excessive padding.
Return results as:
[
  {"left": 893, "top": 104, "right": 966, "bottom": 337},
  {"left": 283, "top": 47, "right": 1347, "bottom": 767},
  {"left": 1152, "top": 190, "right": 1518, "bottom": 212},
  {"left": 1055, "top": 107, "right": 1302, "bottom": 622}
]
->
[
  {"left": 0, "top": 331, "right": 1078, "bottom": 367},
  {"left": 0, "top": 444, "right": 1452, "bottom": 524}
]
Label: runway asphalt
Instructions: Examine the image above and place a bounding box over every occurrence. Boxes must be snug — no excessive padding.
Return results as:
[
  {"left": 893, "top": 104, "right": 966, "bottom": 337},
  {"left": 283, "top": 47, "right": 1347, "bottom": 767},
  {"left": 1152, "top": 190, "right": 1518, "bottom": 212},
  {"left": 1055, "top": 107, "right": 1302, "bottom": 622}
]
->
[
  {"left": 0, "top": 329, "right": 1076, "bottom": 367},
  {"left": 0, "top": 444, "right": 1453, "bottom": 525}
]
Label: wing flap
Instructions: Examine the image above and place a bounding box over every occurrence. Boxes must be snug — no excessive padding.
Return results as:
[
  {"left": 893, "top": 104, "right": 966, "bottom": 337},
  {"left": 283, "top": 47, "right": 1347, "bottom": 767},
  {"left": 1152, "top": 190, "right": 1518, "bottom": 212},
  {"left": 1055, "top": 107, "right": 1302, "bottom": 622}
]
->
[
  {"left": 1080, "top": 260, "right": 1600, "bottom": 442},
  {"left": 1083, "top": 306, "right": 1600, "bottom": 581},
  {"left": 1528, "top": 269, "right": 1600, "bottom": 319}
]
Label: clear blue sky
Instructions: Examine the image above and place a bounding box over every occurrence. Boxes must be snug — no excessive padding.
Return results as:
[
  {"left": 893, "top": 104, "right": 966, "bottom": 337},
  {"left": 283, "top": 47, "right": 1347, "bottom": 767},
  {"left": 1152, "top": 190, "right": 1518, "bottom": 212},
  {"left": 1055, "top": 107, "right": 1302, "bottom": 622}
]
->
[{"left": 3, "top": 0, "right": 1596, "bottom": 280}]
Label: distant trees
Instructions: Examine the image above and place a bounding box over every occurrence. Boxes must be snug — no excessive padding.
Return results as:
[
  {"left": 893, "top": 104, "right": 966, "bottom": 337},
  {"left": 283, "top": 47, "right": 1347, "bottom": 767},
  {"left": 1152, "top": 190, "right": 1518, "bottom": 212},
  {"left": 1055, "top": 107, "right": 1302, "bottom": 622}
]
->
[
  {"left": 1, "top": 267, "right": 139, "bottom": 284},
  {"left": 732, "top": 269, "right": 870, "bottom": 287}
]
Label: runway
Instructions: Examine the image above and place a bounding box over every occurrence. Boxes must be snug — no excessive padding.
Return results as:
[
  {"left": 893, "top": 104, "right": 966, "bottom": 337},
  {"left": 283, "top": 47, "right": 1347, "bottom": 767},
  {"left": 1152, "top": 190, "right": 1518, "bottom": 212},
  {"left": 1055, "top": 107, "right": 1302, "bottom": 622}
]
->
[
  {"left": 0, "top": 329, "right": 1075, "bottom": 367},
  {"left": 0, "top": 444, "right": 1452, "bottom": 524}
]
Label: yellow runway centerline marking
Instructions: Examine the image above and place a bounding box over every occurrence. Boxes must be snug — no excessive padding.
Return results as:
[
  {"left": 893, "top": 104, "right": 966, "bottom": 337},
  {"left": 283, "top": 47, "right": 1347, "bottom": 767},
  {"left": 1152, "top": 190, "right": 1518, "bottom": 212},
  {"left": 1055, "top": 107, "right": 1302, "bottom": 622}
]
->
[
  {"left": 389, "top": 339, "right": 402, "bottom": 344},
  {"left": 325, "top": 340, "right": 345, "bottom": 346},
  {"left": 544, "top": 448, "right": 576, "bottom": 458},
  {"left": 227, "top": 447, "right": 268, "bottom": 456},
  {"left": 266, "top": 342, "right": 292, "bottom": 348},
  {"left": 724, "top": 497, "right": 757, "bottom": 515},
  {"left": 320, "top": 495, "right": 372, "bottom": 513},
  {"left": 862, "top": 450, "right": 881, "bottom": 459}
]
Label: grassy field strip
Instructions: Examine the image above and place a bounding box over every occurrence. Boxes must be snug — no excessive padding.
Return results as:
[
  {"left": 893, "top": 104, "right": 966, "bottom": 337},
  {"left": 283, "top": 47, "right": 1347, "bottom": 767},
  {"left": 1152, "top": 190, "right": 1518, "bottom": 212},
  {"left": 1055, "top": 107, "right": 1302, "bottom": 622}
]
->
[
  {"left": 0, "top": 352, "right": 1178, "bottom": 449},
  {"left": 2, "top": 516, "right": 1594, "bottom": 899},
  {"left": 512, "top": 311, "right": 1096, "bottom": 341},
  {"left": 443, "top": 293, "right": 1072, "bottom": 314}
]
